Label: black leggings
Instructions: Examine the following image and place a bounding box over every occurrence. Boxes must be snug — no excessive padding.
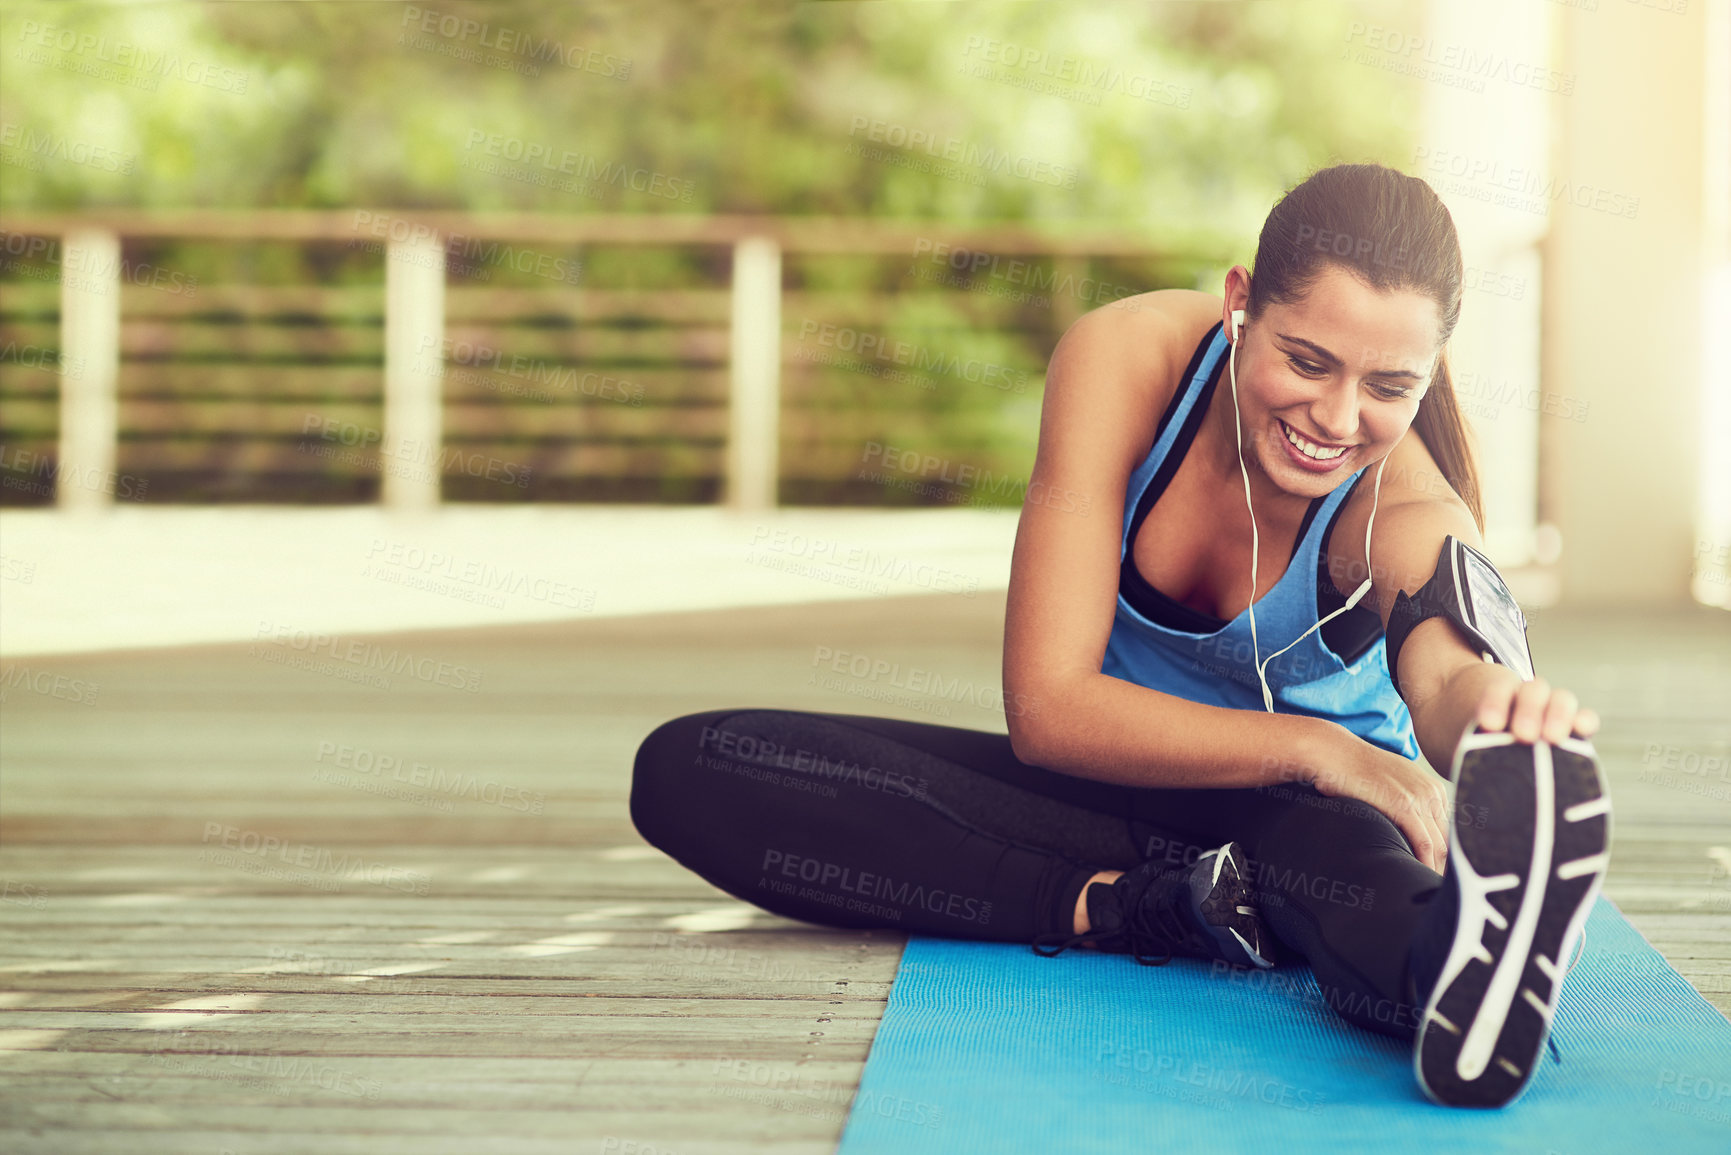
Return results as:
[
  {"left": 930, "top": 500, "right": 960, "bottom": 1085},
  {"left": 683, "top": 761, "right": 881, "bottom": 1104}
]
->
[{"left": 630, "top": 708, "right": 1442, "bottom": 1041}]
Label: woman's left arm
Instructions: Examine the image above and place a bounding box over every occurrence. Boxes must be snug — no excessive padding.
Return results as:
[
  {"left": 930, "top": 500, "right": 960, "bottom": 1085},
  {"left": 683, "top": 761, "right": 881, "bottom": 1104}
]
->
[{"left": 1364, "top": 482, "right": 1600, "bottom": 773}]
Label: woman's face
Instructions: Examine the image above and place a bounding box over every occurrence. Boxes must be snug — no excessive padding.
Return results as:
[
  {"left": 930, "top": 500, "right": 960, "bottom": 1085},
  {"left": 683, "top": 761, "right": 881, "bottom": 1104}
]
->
[{"left": 1231, "top": 263, "right": 1441, "bottom": 498}]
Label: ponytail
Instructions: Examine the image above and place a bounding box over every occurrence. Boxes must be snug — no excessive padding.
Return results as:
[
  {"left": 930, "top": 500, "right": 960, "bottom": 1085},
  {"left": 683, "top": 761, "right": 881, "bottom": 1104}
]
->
[{"left": 1411, "top": 349, "right": 1485, "bottom": 534}]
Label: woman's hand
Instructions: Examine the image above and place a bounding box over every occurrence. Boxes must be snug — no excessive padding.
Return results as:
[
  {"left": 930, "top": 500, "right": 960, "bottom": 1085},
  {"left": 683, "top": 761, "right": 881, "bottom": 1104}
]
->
[
  {"left": 1308, "top": 671, "right": 1604, "bottom": 876},
  {"left": 1471, "top": 673, "right": 1600, "bottom": 744},
  {"left": 1299, "top": 721, "right": 1450, "bottom": 874},
  {"left": 1406, "top": 656, "right": 1601, "bottom": 794}
]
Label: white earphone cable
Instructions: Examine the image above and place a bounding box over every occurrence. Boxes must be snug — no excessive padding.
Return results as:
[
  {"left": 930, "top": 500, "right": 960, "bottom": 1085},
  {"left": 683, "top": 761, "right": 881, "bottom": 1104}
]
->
[
  {"left": 1226, "top": 317, "right": 1269, "bottom": 707},
  {"left": 1256, "top": 454, "right": 1388, "bottom": 689},
  {"left": 1229, "top": 315, "right": 1388, "bottom": 712}
]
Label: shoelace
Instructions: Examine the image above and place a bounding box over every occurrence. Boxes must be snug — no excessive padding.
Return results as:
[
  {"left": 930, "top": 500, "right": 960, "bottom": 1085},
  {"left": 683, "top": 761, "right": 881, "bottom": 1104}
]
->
[
  {"left": 1120, "top": 875, "right": 1204, "bottom": 966},
  {"left": 1031, "top": 869, "right": 1203, "bottom": 966}
]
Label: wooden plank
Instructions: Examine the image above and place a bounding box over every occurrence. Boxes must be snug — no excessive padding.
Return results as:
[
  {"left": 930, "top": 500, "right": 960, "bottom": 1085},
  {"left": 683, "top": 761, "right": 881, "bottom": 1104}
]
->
[
  {"left": 101, "top": 322, "right": 733, "bottom": 364},
  {"left": 82, "top": 441, "right": 726, "bottom": 477},
  {"left": 0, "top": 281, "right": 61, "bottom": 318},
  {"left": 439, "top": 366, "right": 727, "bottom": 405},
  {"left": 0, "top": 1100, "right": 859, "bottom": 1139},
  {"left": 118, "top": 363, "right": 381, "bottom": 399},
  {"left": 1, "top": 322, "right": 746, "bottom": 365},
  {"left": 434, "top": 325, "right": 707, "bottom": 366},
  {"left": 0, "top": 976, "right": 899, "bottom": 1002},
  {"left": 2, "top": 278, "right": 1075, "bottom": 331},
  {"left": 0, "top": 1001, "right": 887, "bottom": 1031},
  {"left": 448, "top": 286, "right": 729, "bottom": 325},
  {"left": 0, "top": 317, "right": 57, "bottom": 346},
  {"left": 0, "top": 367, "right": 62, "bottom": 400},
  {"left": 0, "top": 1135, "right": 802, "bottom": 1155},
  {"left": 117, "top": 399, "right": 379, "bottom": 436},
  {"left": 0, "top": 1134, "right": 815, "bottom": 1155},
  {"left": 0, "top": 1019, "right": 878, "bottom": 1058},
  {"left": 1, "top": 282, "right": 385, "bottom": 322},
  {"left": 113, "top": 363, "right": 735, "bottom": 405},
  {"left": 114, "top": 321, "right": 381, "bottom": 361},
  {"left": 0, "top": 397, "right": 55, "bottom": 431},
  {"left": 441, "top": 403, "right": 724, "bottom": 439},
  {"left": 0, "top": 1061, "right": 889, "bottom": 1109},
  {"left": 99, "top": 400, "right": 725, "bottom": 440},
  {"left": 0, "top": 208, "right": 1216, "bottom": 258}
]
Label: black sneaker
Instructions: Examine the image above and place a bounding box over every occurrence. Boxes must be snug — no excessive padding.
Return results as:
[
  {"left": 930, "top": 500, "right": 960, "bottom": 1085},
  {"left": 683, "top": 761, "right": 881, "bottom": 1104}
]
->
[
  {"left": 1032, "top": 842, "right": 1276, "bottom": 970},
  {"left": 1408, "top": 726, "right": 1610, "bottom": 1108}
]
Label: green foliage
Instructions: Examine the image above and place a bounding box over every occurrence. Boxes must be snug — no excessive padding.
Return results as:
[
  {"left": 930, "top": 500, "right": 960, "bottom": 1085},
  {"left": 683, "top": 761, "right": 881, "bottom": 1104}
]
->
[
  {"left": 0, "top": 0, "right": 1428, "bottom": 506},
  {"left": 3, "top": 0, "right": 1422, "bottom": 232}
]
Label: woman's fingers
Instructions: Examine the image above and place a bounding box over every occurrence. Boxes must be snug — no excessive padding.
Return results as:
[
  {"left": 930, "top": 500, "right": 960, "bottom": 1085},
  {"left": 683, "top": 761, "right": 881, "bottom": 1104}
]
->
[
  {"left": 1508, "top": 676, "right": 1551, "bottom": 742},
  {"left": 1414, "top": 775, "right": 1449, "bottom": 873},
  {"left": 1540, "top": 687, "right": 1580, "bottom": 744},
  {"left": 1475, "top": 675, "right": 1518, "bottom": 733},
  {"left": 1390, "top": 803, "right": 1430, "bottom": 873},
  {"left": 1422, "top": 784, "right": 1449, "bottom": 873},
  {"left": 1386, "top": 775, "right": 1448, "bottom": 874},
  {"left": 1314, "top": 742, "right": 1453, "bottom": 875},
  {"left": 1404, "top": 804, "right": 1446, "bottom": 875},
  {"left": 1477, "top": 675, "right": 1598, "bottom": 745}
]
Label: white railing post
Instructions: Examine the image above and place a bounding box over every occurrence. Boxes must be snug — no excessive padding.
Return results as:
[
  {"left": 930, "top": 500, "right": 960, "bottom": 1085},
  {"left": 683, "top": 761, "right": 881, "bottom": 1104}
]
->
[
  {"left": 57, "top": 228, "right": 121, "bottom": 511},
  {"left": 383, "top": 232, "right": 446, "bottom": 509},
  {"left": 727, "top": 236, "right": 782, "bottom": 510}
]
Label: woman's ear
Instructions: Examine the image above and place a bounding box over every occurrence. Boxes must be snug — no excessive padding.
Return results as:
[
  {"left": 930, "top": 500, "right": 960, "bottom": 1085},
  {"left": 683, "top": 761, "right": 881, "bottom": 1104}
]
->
[{"left": 1222, "top": 264, "right": 1253, "bottom": 332}]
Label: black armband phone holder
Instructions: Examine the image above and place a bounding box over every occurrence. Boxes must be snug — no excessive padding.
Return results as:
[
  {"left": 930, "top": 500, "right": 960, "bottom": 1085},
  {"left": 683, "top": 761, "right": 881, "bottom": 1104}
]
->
[{"left": 1384, "top": 535, "right": 1535, "bottom": 702}]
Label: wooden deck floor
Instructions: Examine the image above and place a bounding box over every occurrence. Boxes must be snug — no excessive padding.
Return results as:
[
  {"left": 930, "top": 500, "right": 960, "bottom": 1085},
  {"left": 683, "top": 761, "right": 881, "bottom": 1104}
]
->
[{"left": 1, "top": 594, "right": 1727, "bottom": 1153}]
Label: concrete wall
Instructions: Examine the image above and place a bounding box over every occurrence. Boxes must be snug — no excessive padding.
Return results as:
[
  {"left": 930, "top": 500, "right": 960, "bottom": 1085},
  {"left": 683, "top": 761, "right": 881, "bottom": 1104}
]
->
[
  {"left": 1542, "top": 0, "right": 1714, "bottom": 607},
  {"left": 1421, "top": 0, "right": 1550, "bottom": 573}
]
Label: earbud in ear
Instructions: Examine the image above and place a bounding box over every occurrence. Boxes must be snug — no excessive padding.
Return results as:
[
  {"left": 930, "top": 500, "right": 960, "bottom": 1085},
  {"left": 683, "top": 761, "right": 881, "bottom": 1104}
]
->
[{"left": 1230, "top": 308, "right": 1245, "bottom": 341}]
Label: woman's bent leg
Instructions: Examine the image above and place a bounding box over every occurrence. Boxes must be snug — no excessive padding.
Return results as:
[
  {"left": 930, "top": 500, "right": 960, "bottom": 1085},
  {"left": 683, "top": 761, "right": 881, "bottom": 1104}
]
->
[
  {"left": 1235, "top": 784, "right": 1444, "bottom": 1040},
  {"left": 630, "top": 708, "right": 1165, "bottom": 945},
  {"left": 1085, "top": 780, "right": 1446, "bottom": 1040}
]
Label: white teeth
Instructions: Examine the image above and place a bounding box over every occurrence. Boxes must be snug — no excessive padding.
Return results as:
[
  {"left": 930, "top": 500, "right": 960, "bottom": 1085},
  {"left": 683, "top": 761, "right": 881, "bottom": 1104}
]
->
[{"left": 1283, "top": 423, "right": 1346, "bottom": 460}]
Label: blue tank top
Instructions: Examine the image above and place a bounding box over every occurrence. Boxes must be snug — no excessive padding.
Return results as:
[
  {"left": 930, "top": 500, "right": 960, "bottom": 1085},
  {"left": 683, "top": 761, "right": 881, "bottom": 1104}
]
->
[{"left": 1101, "top": 321, "right": 1420, "bottom": 760}]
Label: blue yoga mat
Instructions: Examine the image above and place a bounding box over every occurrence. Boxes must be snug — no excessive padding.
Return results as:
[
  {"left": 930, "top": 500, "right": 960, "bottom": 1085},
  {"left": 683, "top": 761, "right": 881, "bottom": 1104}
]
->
[{"left": 837, "top": 897, "right": 1731, "bottom": 1154}]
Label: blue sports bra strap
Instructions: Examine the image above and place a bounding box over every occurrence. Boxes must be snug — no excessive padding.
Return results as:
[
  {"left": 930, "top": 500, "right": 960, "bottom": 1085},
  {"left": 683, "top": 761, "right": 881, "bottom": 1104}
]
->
[
  {"left": 1120, "top": 323, "right": 1227, "bottom": 554},
  {"left": 1161, "top": 321, "right": 1226, "bottom": 440}
]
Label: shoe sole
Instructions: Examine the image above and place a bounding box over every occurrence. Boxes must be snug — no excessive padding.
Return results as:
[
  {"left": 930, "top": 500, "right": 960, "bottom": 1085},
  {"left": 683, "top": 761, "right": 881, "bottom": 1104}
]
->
[
  {"left": 1413, "top": 729, "right": 1610, "bottom": 1108},
  {"left": 1197, "top": 842, "right": 1278, "bottom": 969}
]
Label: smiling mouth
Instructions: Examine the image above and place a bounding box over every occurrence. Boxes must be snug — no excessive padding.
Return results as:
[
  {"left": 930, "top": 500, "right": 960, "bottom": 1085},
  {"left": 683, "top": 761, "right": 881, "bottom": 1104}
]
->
[{"left": 1279, "top": 420, "right": 1351, "bottom": 461}]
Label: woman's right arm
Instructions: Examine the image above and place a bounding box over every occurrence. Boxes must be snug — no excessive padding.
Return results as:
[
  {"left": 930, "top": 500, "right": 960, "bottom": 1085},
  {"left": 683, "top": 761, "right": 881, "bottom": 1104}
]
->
[{"left": 1001, "top": 296, "right": 1448, "bottom": 871}]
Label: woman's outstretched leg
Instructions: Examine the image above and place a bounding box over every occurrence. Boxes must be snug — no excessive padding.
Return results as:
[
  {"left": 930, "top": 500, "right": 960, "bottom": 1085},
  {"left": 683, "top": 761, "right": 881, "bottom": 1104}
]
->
[
  {"left": 632, "top": 707, "right": 1447, "bottom": 1028},
  {"left": 630, "top": 709, "right": 1114, "bottom": 942},
  {"left": 631, "top": 708, "right": 1140, "bottom": 944}
]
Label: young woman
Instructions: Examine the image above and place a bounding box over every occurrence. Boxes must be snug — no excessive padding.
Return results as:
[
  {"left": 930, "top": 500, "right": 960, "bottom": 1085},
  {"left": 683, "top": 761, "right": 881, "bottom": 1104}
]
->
[{"left": 631, "top": 164, "right": 1610, "bottom": 1110}]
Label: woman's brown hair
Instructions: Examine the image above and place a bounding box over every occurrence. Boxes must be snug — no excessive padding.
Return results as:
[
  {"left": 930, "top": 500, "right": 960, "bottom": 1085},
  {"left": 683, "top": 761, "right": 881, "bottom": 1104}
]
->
[{"left": 1246, "top": 163, "right": 1484, "bottom": 532}]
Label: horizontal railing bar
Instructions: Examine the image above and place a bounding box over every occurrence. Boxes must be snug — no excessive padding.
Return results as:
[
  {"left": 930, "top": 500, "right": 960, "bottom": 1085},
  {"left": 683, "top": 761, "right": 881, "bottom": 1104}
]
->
[{"left": 0, "top": 210, "right": 1216, "bottom": 257}]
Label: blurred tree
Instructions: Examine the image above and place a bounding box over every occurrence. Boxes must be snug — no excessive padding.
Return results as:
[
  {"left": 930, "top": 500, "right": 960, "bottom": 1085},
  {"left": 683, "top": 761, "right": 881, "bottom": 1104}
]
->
[
  {"left": 2, "top": 0, "right": 1423, "bottom": 243},
  {"left": 0, "top": 0, "right": 1431, "bottom": 508}
]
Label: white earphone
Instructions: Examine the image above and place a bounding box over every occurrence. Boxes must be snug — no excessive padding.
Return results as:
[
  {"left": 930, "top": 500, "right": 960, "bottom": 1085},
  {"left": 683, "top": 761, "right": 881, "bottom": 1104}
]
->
[{"left": 1228, "top": 307, "right": 1388, "bottom": 711}]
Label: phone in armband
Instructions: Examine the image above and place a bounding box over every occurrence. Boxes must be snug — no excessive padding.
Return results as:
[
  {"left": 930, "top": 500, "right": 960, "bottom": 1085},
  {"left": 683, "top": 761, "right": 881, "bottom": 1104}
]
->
[{"left": 1385, "top": 536, "right": 1535, "bottom": 700}]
